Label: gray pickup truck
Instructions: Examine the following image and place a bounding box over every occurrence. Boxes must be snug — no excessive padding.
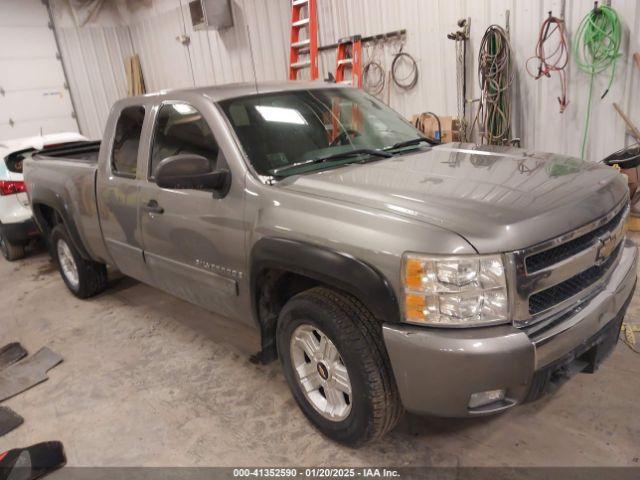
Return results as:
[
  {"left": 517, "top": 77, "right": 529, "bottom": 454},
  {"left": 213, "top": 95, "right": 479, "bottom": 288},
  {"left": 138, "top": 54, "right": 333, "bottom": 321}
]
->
[{"left": 23, "top": 82, "right": 637, "bottom": 446}]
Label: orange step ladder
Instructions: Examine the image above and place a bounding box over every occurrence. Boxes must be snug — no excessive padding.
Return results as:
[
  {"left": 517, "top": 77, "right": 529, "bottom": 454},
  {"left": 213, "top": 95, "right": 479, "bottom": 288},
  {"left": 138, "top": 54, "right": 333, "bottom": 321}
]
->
[
  {"left": 331, "top": 36, "right": 363, "bottom": 141},
  {"left": 289, "top": 0, "right": 319, "bottom": 80},
  {"left": 335, "top": 36, "right": 363, "bottom": 87}
]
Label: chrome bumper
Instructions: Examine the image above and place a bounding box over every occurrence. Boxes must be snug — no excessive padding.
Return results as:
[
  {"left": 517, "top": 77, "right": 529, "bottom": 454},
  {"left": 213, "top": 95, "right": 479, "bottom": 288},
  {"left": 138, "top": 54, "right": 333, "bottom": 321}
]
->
[{"left": 382, "top": 239, "right": 637, "bottom": 417}]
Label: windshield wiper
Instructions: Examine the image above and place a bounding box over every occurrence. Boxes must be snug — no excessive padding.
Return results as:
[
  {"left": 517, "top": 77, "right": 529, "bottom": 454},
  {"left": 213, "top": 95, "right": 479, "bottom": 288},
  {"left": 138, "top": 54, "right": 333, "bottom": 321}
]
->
[
  {"left": 385, "top": 136, "right": 439, "bottom": 151},
  {"left": 271, "top": 148, "right": 393, "bottom": 177}
]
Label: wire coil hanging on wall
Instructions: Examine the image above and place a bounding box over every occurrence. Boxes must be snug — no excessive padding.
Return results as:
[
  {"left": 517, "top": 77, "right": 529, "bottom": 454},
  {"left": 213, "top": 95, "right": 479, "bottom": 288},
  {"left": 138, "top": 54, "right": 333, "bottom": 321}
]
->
[
  {"left": 525, "top": 12, "right": 570, "bottom": 113},
  {"left": 391, "top": 47, "right": 418, "bottom": 90},
  {"left": 476, "top": 25, "right": 514, "bottom": 145},
  {"left": 573, "top": 3, "right": 621, "bottom": 160},
  {"left": 362, "top": 42, "right": 386, "bottom": 97}
]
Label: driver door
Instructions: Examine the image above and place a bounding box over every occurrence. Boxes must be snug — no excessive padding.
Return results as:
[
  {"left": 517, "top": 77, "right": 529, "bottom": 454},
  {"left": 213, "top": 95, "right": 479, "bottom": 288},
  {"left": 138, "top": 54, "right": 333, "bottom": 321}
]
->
[{"left": 138, "top": 100, "right": 245, "bottom": 318}]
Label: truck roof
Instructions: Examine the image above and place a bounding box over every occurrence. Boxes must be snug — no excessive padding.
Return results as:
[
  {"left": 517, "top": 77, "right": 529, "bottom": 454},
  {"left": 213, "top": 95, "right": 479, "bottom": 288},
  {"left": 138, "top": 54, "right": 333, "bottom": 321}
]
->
[{"left": 117, "top": 81, "right": 347, "bottom": 108}]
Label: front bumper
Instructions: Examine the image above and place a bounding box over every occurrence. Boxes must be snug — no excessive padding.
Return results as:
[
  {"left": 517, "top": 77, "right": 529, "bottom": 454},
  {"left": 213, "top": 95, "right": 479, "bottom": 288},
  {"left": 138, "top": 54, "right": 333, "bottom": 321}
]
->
[
  {"left": 0, "top": 218, "right": 39, "bottom": 244},
  {"left": 382, "top": 238, "right": 637, "bottom": 417}
]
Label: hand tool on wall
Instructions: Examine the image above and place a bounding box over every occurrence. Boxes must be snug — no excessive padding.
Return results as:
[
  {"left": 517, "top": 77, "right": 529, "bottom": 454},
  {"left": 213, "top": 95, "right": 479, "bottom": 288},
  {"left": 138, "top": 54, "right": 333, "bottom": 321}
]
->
[{"left": 447, "top": 18, "right": 471, "bottom": 141}]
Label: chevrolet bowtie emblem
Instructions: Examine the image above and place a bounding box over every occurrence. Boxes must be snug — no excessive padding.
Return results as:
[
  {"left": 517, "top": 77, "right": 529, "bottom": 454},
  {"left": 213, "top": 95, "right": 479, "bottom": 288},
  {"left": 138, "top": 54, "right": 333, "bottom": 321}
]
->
[{"left": 595, "top": 220, "right": 626, "bottom": 266}]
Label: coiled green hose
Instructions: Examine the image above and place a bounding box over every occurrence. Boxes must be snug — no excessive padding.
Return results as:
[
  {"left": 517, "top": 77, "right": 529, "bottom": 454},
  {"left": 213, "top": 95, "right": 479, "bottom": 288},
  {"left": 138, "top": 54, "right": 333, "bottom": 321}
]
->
[{"left": 573, "top": 3, "right": 621, "bottom": 160}]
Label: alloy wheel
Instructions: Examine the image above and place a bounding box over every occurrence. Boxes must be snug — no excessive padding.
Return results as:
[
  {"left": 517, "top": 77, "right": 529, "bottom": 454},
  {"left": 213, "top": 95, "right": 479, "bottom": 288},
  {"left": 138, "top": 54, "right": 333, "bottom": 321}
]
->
[{"left": 290, "top": 324, "right": 353, "bottom": 421}]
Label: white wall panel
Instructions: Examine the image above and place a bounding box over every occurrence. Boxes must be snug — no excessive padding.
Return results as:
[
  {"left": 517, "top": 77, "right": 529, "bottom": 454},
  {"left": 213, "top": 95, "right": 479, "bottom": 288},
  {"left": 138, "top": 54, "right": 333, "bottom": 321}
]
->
[
  {"left": 129, "top": 7, "right": 195, "bottom": 91},
  {"left": 54, "top": 24, "right": 134, "bottom": 139},
  {"left": 0, "top": 0, "right": 78, "bottom": 140},
  {"left": 51, "top": 0, "right": 640, "bottom": 161}
]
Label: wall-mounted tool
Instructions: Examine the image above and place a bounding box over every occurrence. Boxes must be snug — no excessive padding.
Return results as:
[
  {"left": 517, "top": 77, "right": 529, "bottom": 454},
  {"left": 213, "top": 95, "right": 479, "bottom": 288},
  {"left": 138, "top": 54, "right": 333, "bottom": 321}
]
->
[
  {"left": 447, "top": 18, "right": 470, "bottom": 141},
  {"left": 526, "top": 7, "right": 569, "bottom": 113}
]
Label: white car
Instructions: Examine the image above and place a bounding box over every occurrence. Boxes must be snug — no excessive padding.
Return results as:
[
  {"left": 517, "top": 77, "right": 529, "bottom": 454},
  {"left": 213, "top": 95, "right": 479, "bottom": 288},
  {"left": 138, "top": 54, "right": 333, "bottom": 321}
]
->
[{"left": 0, "top": 132, "right": 87, "bottom": 261}]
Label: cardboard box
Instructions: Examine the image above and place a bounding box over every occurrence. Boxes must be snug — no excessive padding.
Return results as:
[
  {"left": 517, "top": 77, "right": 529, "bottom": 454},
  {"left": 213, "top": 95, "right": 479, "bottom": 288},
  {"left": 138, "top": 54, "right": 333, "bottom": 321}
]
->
[{"left": 411, "top": 114, "right": 461, "bottom": 143}]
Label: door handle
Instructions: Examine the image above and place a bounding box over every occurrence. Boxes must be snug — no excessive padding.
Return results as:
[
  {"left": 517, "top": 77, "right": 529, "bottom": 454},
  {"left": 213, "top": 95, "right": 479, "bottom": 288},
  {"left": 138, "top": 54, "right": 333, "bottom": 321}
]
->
[{"left": 143, "top": 199, "right": 164, "bottom": 215}]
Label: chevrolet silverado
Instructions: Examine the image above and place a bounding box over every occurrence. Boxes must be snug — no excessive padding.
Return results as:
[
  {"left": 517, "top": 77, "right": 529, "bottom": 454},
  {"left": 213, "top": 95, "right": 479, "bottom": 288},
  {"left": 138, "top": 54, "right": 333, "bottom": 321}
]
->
[{"left": 23, "top": 83, "right": 637, "bottom": 446}]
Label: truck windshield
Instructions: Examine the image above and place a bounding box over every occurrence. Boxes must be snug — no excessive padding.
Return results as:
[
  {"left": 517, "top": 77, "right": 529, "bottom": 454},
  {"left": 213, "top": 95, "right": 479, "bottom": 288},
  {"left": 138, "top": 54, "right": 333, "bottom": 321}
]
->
[{"left": 218, "top": 88, "right": 422, "bottom": 178}]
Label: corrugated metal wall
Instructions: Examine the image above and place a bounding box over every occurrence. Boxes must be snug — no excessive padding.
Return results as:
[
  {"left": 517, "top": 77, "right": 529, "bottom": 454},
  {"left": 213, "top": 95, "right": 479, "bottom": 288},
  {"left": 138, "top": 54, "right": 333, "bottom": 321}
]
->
[
  {"left": 127, "top": 0, "right": 292, "bottom": 91},
  {"left": 54, "top": 24, "right": 133, "bottom": 138},
  {"left": 52, "top": 0, "right": 640, "bottom": 162}
]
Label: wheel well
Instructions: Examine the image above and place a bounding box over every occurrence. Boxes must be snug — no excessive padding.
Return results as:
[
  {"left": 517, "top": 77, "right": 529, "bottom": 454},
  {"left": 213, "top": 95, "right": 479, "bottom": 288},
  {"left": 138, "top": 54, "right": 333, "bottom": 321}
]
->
[
  {"left": 254, "top": 269, "right": 323, "bottom": 364},
  {"left": 32, "top": 203, "right": 62, "bottom": 236},
  {"left": 250, "top": 238, "right": 400, "bottom": 364}
]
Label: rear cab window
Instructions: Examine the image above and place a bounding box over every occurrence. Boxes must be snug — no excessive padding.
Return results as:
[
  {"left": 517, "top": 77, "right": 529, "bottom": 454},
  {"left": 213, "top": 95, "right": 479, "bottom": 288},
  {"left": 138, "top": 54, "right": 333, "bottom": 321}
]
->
[{"left": 112, "top": 106, "right": 145, "bottom": 178}]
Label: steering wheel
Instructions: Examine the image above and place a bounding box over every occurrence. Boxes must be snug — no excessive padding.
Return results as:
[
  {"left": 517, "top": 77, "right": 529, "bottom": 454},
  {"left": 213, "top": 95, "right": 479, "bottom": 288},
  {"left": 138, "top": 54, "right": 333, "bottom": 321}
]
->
[{"left": 329, "top": 128, "right": 361, "bottom": 147}]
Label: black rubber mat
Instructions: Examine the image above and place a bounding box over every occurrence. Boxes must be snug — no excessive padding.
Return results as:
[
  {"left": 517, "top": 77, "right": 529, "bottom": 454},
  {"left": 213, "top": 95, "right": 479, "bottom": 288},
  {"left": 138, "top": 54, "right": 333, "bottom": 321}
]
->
[
  {"left": 0, "top": 348, "right": 62, "bottom": 403},
  {"left": 0, "top": 441, "right": 66, "bottom": 480},
  {"left": 0, "top": 407, "right": 23, "bottom": 437},
  {"left": 0, "top": 343, "right": 27, "bottom": 371}
]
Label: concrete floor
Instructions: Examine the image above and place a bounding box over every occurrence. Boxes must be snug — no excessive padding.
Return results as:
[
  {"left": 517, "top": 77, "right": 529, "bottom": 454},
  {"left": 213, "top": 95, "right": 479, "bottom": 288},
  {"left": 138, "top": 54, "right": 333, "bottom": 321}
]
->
[{"left": 0, "top": 240, "right": 639, "bottom": 467}]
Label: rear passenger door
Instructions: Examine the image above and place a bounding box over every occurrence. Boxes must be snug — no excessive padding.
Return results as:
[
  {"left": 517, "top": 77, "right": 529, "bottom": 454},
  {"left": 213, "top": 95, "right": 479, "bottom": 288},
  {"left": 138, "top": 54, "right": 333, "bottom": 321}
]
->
[
  {"left": 96, "top": 104, "right": 151, "bottom": 282},
  {"left": 138, "top": 100, "right": 245, "bottom": 318}
]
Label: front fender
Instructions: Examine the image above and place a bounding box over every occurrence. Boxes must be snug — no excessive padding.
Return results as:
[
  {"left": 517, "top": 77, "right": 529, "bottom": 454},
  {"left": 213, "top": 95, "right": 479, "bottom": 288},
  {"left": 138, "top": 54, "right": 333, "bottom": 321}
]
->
[{"left": 250, "top": 237, "right": 400, "bottom": 324}]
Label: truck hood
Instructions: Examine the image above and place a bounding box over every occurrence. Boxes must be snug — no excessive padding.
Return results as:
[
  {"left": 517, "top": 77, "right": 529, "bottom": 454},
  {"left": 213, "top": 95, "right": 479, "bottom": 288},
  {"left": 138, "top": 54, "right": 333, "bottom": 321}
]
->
[{"left": 277, "top": 144, "right": 628, "bottom": 253}]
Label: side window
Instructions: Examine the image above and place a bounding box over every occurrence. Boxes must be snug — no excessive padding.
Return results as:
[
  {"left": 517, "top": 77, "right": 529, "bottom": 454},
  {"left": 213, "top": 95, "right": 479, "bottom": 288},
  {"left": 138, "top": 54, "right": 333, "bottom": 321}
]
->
[
  {"left": 112, "top": 105, "right": 145, "bottom": 177},
  {"left": 149, "top": 103, "right": 220, "bottom": 179}
]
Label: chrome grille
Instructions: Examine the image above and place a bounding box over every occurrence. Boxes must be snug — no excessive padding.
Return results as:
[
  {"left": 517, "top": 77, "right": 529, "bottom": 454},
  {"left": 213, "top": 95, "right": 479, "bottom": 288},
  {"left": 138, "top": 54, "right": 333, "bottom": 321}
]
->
[
  {"left": 508, "top": 199, "right": 629, "bottom": 327},
  {"left": 528, "top": 242, "right": 622, "bottom": 315},
  {"left": 525, "top": 206, "right": 627, "bottom": 273}
]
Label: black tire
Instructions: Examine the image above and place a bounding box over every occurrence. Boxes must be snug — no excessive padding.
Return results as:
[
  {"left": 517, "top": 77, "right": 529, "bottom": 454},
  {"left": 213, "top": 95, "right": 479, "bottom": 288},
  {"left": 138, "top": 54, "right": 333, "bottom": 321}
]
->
[
  {"left": 277, "top": 286, "right": 403, "bottom": 446},
  {"left": 0, "top": 231, "right": 25, "bottom": 261},
  {"left": 50, "top": 224, "right": 108, "bottom": 298}
]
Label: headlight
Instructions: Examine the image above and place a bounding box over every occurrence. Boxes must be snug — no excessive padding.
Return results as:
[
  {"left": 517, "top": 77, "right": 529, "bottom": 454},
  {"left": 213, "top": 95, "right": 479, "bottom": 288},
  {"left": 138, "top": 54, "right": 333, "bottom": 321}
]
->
[{"left": 402, "top": 253, "right": 508, "bottom": 327}]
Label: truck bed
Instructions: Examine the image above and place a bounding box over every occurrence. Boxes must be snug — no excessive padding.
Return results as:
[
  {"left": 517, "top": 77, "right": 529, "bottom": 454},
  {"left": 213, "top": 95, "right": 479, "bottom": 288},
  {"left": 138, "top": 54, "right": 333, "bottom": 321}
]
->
[
  {"left": 23, "top": 140, "right": 108, "bottom": 263},
  {"left": 32, "top": 140, "right": 101, "bottom": 163}
]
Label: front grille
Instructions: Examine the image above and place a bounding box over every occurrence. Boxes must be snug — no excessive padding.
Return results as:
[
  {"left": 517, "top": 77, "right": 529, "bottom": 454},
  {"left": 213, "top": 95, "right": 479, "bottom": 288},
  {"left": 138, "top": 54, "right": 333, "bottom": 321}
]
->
[
  {"left": 511, "top": 200, "right": 630, "bottom": 327},
  {"left": 528, "top": 242, "right": 622, "bottom": 315},
  {"left": 526, "top": 206, "right": 627, "bottom": 273}
]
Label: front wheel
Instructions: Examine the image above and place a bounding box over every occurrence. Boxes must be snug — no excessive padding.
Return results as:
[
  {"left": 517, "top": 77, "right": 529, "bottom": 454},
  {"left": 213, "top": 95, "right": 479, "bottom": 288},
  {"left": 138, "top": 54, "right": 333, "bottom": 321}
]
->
[
  {"left": 51, "top": 225, "right": 108, "bottom": 298},
  {"left": 277, "top": 287, "right": 403, "bottom": 446}
]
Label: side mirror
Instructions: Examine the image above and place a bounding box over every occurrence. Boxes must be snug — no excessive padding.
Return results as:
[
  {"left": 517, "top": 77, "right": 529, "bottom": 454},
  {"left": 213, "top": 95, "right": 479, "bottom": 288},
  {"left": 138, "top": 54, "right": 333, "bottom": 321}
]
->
[{"left": 155, "top": 154, "right": 230, "bottom": 195}]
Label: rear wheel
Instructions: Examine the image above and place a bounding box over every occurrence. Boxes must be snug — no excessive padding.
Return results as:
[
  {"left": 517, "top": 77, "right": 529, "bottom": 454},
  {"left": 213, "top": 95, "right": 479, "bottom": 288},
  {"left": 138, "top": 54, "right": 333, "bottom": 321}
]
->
[
  {"left": 277, "top": 287, "right": 403, "bottom": 446},
  {"left": 51, "top": 225, "right": 107, "bottom": 298},
  {"left": 0, "top": 231, "right": 25, "bottom": 261}
]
